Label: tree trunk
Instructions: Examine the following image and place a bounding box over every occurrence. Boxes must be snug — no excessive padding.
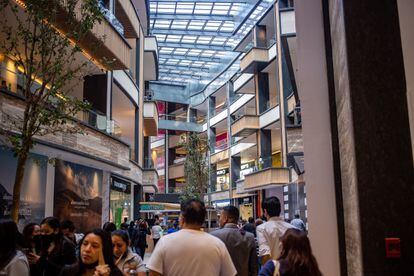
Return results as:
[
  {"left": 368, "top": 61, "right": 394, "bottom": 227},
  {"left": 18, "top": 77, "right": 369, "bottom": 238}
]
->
[{"left": 11, "top": 152, "right": 28, "bottom": 223}]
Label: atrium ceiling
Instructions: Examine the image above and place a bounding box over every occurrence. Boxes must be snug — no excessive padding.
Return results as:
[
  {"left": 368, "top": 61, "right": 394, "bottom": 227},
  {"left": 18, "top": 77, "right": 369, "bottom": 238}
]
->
[{"left": 149, "top": 0, "right": 274, "bottom": 94}]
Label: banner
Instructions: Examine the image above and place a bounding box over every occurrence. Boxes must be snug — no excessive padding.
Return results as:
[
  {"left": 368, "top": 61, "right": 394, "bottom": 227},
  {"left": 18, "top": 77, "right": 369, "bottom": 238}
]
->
[
  {"left": 0, "top": 148, "right": 47, "bottom": 230},
  {"left": 54, "top": 160, "right": 102, "bottom": 232}
]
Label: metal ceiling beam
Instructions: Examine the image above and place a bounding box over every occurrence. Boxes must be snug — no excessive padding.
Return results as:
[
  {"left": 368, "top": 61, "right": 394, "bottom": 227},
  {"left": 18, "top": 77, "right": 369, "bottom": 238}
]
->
[
  {"left": 158, "top": 41, "right": 233, "bottom": 51},
  {"left": 159, "top": 53, "right": 225, "bottom": 63},
  {"left": 152, "top": 28, "right": 233, "bottom": 37},
  {"left": 151, "top": 0, "right": 249, "bottom": 3},
  {"left": 151, "top": 13, "right": 235, "bottom": 21},
  {"left": 159, "top": 71, "right": 213, "bottom": 78},
  {"left": 160, "top": 64, "right": 211, "bottom": 72}
]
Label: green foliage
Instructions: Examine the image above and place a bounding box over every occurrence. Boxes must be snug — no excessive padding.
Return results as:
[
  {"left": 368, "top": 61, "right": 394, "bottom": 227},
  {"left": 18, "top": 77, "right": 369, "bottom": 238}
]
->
[
  {"left": 0, "top": 0, "right": 104, "bottom": 222},
  {"left": 0, "top": 0, "right": 103, "bottom": 156},
  {"left": 180, "top": 132, "right": 209, "bottom": 202}
]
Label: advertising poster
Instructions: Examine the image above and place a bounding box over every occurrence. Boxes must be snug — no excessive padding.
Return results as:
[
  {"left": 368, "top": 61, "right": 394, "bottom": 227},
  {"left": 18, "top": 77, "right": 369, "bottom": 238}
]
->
[
  {"left": 0, "top": 148, "right": 47, "bottom": 230},
  {"left": 54, "top": 160, "right": 102, "bottom": 232}
]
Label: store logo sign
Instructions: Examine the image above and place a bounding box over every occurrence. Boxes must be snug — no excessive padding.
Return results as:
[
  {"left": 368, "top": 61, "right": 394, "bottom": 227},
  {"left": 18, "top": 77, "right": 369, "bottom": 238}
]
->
[{"left": 141, "top": 204, "right": 164, "bottom": 211}]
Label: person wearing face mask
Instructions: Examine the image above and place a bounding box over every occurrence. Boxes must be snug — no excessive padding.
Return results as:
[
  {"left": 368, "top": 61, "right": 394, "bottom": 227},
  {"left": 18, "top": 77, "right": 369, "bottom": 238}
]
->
[
  {"left": 59, "top": 229, "right": 123, "bottom": 276},
  {"left": 27, "top": 217, "right": 76, "bottom": 276},
  {"left": 21, "top": 223, "right": 41, "bottom": 276},
  {"left": 111, "top": 230, "right": 146, "bottom": 275}
]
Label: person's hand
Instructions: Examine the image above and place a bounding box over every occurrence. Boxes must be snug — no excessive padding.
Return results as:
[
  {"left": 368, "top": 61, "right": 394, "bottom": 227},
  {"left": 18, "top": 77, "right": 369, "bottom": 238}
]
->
[
  {"left": 27, "top": 252, "right": 40, "bottom": 265},
  {"left": 94, "top": 264, "right": 110, "bottom": 276},
  {"left": 94, "top": 247, "right": 110, "bottom": 276}
]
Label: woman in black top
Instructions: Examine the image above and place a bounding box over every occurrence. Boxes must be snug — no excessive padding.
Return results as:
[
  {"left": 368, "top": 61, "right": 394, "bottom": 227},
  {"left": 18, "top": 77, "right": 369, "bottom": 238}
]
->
[
  {"left": 27, "top": 217, "right": 76, "bottom": 276},
  {"left": 60, "top": 229, "right": 123, "bottom": 276}
]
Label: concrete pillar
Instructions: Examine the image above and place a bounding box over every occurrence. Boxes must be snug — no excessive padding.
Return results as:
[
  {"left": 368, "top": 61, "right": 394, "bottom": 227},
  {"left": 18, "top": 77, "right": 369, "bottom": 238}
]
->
[
  {"left": 256, "top": 73, "right": 270, "bottom": 114},
  {"left": 258, "top": 129, "right": 272, "bottom": 169},
  {"left": 326, "top": 0, "right": 414, "bottom": 274},
  {"left": 295, "top": 0, "right": 341, "bottom": 275},
  {"left": 210, "top": 164, "right": 217, "bottom": 192},
  {"left": 231, "top": 156, "right": 241, "bottom": 189}
]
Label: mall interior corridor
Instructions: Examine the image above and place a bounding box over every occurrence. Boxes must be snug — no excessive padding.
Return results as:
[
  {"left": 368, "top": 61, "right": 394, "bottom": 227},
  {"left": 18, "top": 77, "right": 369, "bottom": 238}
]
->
[{"left": 0, "top": 0, "right": 413, "bottom": 275}]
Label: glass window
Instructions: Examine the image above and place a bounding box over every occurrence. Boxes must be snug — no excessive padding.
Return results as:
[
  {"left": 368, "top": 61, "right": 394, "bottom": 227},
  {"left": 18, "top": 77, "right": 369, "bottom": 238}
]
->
[{"left": 110, "top": 177, "right": 131, "bottom": 229}]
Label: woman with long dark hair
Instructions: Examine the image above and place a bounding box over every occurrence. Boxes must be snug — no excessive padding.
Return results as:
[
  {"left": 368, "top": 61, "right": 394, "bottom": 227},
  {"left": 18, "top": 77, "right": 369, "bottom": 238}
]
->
[
  {"left": 111, "top": 230, "right": 146, "bottom": 275},
  {"left": 259, "top": 228, "right": 322, "bottom": 276},
  {"left": 21, "top": 222, "right": 41, "bottom": 276},
  {"left": 0, "top": 219, "right": 29, "bottom": 275},
  {"left": 59, "top": 229, "right": 123, "bottom": 276},
  {"left": 27, "top": 217, "right": 76, "bottom": 275}
]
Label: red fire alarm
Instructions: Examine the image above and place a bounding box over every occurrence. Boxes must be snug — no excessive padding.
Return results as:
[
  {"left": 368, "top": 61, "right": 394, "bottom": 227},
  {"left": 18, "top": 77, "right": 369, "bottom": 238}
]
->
[{"left": 385, "top": 238, "right": 401, "bottom": 258}]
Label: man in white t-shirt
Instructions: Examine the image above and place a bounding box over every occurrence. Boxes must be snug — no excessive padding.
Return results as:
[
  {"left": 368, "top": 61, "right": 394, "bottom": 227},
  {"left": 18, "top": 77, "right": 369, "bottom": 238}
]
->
[
  {"left": 147, "top": 199, "right": 237, "bottom": 276},
  {"left": 256, "top": 196, "right": 293, "bottom": 265}
]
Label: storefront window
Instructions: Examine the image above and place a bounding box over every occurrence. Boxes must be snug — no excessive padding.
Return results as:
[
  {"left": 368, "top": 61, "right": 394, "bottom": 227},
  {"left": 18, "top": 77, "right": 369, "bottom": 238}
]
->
[
  {"left": 238, "top": 197, "right": 254, "bottom": 221},
  {"left": 110, "top": 177, "right": 131, "bottom": 228}
]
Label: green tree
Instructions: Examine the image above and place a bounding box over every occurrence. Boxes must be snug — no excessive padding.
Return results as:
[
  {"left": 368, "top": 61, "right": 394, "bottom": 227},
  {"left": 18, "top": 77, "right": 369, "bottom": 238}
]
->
[
  {"left": 0, "top": 0, "right": 104, "bottom": 222},
  {"left": 180, "top": 132, "right": 209, "bottom": 202}
]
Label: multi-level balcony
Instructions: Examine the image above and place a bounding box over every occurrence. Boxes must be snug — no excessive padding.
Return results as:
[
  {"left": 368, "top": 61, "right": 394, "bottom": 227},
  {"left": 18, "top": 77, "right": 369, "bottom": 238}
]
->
[
  {"left": 231, "top": 115, "right": 260, "bottom": 137},
  {"left": 144, "top": 36, "right": 159, "bottom": 81},
  {"left": 142, "top": 168, "right": 159, "bottom": 192},
  {"left": 143, "top": 101, "right": 159, "bottom": 136},
  {"left": 240, "top": 47, "right": 269, "bottom": 73},
  {"left": 244, "top": 167, "right": 291, "bottom": 191},
  {"left": 168, "top": 162, "right": 185, "bottom": 180}
]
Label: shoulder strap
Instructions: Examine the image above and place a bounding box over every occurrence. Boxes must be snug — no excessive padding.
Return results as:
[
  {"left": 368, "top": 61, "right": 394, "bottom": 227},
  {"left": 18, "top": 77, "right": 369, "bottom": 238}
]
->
[{"left": 272, "top": 260, "right": 281, "bottom": 276}]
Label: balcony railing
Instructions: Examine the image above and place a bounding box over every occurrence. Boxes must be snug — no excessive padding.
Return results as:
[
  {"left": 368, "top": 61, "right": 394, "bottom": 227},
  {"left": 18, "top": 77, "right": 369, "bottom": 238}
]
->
[
  {"left": 98, "top": 1, "right": 124, "bottom": 35},
  {"left": 167, "top": 186, "right": 184, "bottom": 194},
  {"left": 212, "top": 102, "right": 228, "bottom": 117},
  {"left": 244, "top": 166, "right": 291, "bottom": 191},
  {"left": 168, "top": 162, "right": 185, "bottom": 179}
]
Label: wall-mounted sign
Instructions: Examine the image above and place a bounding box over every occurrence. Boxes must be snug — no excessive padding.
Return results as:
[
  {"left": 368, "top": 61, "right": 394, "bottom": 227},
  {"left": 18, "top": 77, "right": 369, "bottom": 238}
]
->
[
  {"left": 140, "top": 204, "right": 164, "bottom": 211},
  {"left": 111, "top": 178, "right": 130, "bottom": 193}
]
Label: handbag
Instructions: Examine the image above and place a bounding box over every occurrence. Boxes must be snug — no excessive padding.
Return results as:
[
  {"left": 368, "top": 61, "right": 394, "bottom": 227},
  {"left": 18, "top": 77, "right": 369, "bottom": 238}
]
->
[{"left": 272, "top": 260, "right": 281, "bottom": 276}]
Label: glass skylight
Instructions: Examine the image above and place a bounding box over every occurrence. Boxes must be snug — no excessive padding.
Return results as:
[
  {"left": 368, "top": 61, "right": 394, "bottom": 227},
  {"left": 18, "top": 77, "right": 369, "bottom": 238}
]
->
[{"left": 150, "top": 0, "right": 274, "bottom": 88}]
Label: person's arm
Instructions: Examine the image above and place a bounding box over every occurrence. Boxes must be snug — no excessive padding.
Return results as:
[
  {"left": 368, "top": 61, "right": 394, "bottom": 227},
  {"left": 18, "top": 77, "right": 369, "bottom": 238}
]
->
[
  {"left": 7, "top": 258, "right": 29, "bottom": 276},
  {"left": 219, "top": 244, "right": 237, "bottom": 276},
  {"left": 248, "top": 239, "right": 259, "bottom": 276},
  {"left": 146, "top": 238, "right": 164, "bottom": 275},
  {"left": 256, "top": 226, "right": 271, "bottom": 265}
]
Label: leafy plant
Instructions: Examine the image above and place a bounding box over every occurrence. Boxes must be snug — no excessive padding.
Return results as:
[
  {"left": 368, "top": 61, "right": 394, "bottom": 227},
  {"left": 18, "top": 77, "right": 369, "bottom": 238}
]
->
[
  {"left": 0, "top": 0, "right": 104, "bottom": 222},
  {"left": 180, "top": 132, "right": 209, "bottom": 202}
]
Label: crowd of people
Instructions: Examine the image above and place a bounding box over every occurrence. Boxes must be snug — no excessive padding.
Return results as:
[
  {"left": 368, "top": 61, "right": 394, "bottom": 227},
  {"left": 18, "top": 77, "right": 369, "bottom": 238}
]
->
[{"left": 0, "top": 196, "right": 321, "bottom": 276}]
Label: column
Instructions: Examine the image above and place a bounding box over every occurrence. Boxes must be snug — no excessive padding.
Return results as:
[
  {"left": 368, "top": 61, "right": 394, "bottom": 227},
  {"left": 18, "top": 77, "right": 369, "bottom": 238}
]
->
[
  {"left": 210, "top": 164, "right": 217, "bottom": 193},
  {"left": 231, "top": 156, "right": 241, "bottom": 189},
  {"left": 256, "top": 73, "right": 270, "bottom": 114},
  {"left": 258, "top": 129, "right": 272, "bottom": 169},
  {"left": 295, "top": 0, "right": 342, "bottom": 274},
  {"left": 327, "top": 0, "right": 414, "bottom": 274}
]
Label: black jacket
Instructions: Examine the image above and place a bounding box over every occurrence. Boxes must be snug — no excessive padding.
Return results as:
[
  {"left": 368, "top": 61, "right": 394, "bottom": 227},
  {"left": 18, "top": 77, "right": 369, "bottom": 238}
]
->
[
  {"left": 36, "top": 237, "right": 76, "bottom": 276},
  {"left": 59, "top": 263, "right": 123, "bottom": 276}
]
